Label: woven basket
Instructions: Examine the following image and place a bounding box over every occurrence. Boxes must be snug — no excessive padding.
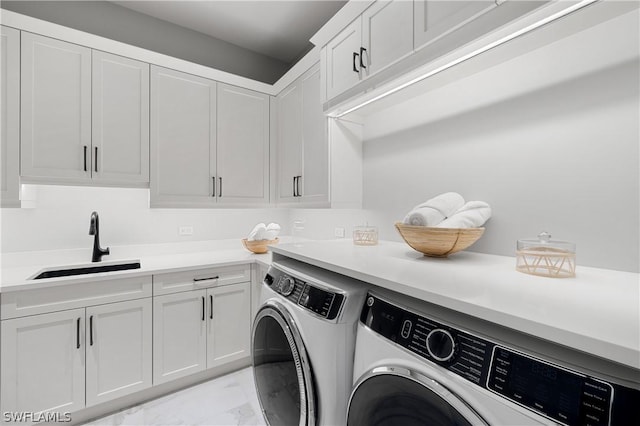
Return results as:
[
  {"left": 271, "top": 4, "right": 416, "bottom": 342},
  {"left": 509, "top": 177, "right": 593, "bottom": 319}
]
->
[
  {"left": 395, "top": 223, "right": 484, "bottom": 257},
  {"left": 241, "top": 238, "right": 279, "bottom": 254}
]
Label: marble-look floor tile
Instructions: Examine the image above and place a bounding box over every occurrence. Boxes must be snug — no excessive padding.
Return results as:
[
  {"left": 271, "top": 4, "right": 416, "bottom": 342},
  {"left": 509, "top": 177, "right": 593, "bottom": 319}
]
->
[{"left": 86, "top": 368, "right": 266, "bottom": 426}]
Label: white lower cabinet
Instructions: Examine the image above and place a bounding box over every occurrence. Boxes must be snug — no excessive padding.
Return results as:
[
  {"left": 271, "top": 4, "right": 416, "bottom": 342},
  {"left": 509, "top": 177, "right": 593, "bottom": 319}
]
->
[
  {"left": 0, "top": 267, "right": 252, "bottom": 419},
  {"left": 153, "top": 289, "right": 208, "bottom": 384},
  {"left": 85, "top": 298, "right": 153, "bottom": 406},
  {"left": 1, "top": 309, "right": 86, "bottom": 414},
  {"left": 0, "top": 298, "right": 152, "bottom": 417},
  {"left": 153, "top": 281, "right": 252, "bottom": 384},
  {"left": 207, "top": 282, "right": 251, "bottom": 367}
]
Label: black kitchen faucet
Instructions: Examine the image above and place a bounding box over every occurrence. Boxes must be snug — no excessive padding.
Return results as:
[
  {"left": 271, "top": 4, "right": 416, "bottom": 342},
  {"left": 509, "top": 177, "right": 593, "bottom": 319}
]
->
[{"left": 89, "top": 211, "right": 110, "bottom": 262}]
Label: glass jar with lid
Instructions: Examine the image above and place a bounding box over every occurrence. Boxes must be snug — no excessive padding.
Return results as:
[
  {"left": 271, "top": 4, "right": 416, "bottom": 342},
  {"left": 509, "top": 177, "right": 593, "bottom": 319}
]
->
[{"left": 516, "top": 232, "right": 576, "bottom": 278}]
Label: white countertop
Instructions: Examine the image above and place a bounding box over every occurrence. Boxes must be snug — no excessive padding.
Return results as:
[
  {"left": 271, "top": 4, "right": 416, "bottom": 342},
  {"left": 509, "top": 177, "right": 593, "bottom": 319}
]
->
[
  {"left": 0, "top": 239, "right": 274, "bottom": 293},
  {"left": 270, "top": 239, "right": 640, "bottom": 370}
]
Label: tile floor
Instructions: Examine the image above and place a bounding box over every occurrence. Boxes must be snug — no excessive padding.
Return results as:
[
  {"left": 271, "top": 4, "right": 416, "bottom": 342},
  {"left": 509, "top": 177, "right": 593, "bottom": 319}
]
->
[{"left": 86, "top": 368, "right": 266, "bottom": 426}]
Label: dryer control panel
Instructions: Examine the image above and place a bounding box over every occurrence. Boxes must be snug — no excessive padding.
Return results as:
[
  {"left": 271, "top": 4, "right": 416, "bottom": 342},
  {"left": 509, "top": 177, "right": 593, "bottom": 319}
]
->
[
  {"left": 264, "top": 269, "right": 344, "bottom": 320},
  {"left": 360, "top": 294, "right": 640, "bottom": 426}
]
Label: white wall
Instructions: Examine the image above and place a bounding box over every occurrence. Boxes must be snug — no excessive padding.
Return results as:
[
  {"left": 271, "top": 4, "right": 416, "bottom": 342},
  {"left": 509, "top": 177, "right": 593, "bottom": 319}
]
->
[
  {"left": 360, "top": 8, "right": 640, "bottom": 272},
  {"left": 0, "top": 185, "right": 289, "bottom": 253}
]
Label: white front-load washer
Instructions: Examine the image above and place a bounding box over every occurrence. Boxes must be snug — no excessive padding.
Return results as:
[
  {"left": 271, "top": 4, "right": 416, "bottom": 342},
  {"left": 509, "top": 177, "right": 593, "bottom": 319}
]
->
[
  {"left": 252, "top": 258, "right": 368, "bottom": 426},
  {"left": 348, "top": 290, "right": 640, "bottom": 426}
]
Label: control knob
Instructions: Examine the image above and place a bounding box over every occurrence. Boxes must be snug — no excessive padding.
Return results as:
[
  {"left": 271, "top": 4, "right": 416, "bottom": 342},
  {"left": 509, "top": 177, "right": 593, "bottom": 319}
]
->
[
  {"left": 280, "top": 277, "right": 296, "bottom": 296},
  {"left": 426, "top": 328, "right": 456, "bottom": 362},
  {"left": 299, "top": 293, "right": 310, "bottom": 306}
]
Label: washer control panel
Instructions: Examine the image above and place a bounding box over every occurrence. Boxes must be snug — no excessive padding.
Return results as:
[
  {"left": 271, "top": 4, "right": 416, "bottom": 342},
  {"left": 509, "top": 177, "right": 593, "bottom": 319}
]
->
[
  {"left": 488, "top": 346, "right": 613, "bottom": 426},
  {"left": 361, "top": 293, "right": 639, "bottom": 426},
  {"left": 264, "top": 269, "right": 344, "bottom": 320},
  {"left": 361, "top": 295, "right": 490, "bottom": 386}
]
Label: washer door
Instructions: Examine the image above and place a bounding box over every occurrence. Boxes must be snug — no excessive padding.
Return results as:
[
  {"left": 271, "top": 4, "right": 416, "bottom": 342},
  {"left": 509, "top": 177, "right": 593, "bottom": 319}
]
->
[
  {"left": 347, "top": 366, "right": 488, "bottom": 426},
  {"left": 252, "top": 301, "right": 316, "bottom": 426}
]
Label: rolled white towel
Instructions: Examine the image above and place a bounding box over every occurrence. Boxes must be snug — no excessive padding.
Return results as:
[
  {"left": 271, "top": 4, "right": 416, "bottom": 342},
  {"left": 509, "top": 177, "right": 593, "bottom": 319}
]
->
[
  {"left": 264, "top": 223, "right": 281, "bottom": 240},
  {"left": 403, "top": 208, "right": 445, "bottom": 227},
  {"left": 247, "top": 223, "right": 267, "bottom": 241},
  {"left": 403, "top": 192, "right": 465, "bottom": 226},
  {"left": 436, "top": 201, "right": 492, "bottom": 228}
]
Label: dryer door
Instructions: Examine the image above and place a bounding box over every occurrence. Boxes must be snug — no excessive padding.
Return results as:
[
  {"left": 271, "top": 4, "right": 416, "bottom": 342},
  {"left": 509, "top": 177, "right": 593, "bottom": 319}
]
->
[
  {"left": 348, "top": 366, "right": 488, "bottom": 426},
  {"left": 252, "top": 301, "right": 316, "bottom": 426}
]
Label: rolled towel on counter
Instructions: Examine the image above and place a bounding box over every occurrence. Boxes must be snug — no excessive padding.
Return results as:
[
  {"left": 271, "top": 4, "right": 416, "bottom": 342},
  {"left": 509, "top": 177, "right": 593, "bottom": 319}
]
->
[
  {"left": 247, "top": 223, "right": 267, "bottom": 241},
  {"left": 264, "top": 223, "right": 281, "bottom": 240},
  {"left": 403, "top": 192, "right": 465, "bottom": 226},
  {"left": 436, "top": 201, "right": 492, "bottom": 228}
]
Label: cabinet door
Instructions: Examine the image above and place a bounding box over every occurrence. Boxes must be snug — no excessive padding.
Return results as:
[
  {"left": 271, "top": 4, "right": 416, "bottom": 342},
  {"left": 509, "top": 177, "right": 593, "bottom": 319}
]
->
[
  {"left": 326, "top": 18, "right": 363, "bottom": 100},
  {"left": 414, "top": 0, "right": 496, "bottom": 51},
  {"left": 300, "top": 65, "right": 329, "bottom": 205},
  {"left": 216, "top": 84, "right": 269, "bottom": 205},
  {"left": 92, "top": 51, "right": 150, "bottom": 186},
  {"left": 150, "top": 66, "right": 216, "bottom": 207},
  {"left": 276, "top": 82, "right": 302, "bottom": 204},
  {"left": 361, "top": 0, "right": 414, "bottom": 78},
  {"left": 20, "top": 32, "right": 91, "bottom": 181},
  {"left": 1, "top": 26, "right": 20, "bottom": 207},
  {"left": 207, "top": 282, "right": 251, "bottom": 368},
  {"left": 86, "top": 298, "right": 152, "bottom": 406},
  {"left": 153, "top": 290, "right": 207, "bottom": 384},
  {"left": 1, "top": 309, "right": 85, "bottom": 414}
]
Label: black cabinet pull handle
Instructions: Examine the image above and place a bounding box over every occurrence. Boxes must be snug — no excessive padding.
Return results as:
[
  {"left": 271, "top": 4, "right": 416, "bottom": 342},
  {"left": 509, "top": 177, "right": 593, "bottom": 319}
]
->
[
  {"left": 212, "top": 177, "right": 216, "bottom": 197},
  {"left": 219, "top": 177, "right": 222, "bottom": 197},
  {"left": 89, "top": 315, "right": 94, "bottom": 346},
  {"left": 296, "top": 175, "right": 302, "bottom": 197},
  {"left": 201, "top": 296, "right": 205, "bottom": 321},
  {"left": 193, "top": 275, "right": 219, "bottom": 282},
  {"left": 293, "top": 176, "right": 297, "bottom": 197},
  {"left": 353, "top": 52, "right": 360, "bottom": 73},
  {"left": 209, "top": 295, "right": 213, "bottom": 319},
  {"left": 360, "top": 47, "right": 367, "bottom": 69},
  {"left": 76, "top": 317, "right": 81, "bottom": 349},
  {"left": 94, "top": 147, "right": 98, "bottom": 172},
  {"left": 83, "top": 146, "right": 87, "bottom": 172}
]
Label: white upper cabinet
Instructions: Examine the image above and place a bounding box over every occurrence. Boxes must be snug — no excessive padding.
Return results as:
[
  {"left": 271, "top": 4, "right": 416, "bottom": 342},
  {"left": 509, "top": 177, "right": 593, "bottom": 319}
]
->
[
  {"left": 277, "top": 63, "right": 329, "bottom": 207},
  {"left": 20, "top": 32, "right": 150, "bottom": 186},
  {"left": 150, "top": 66, "right": 217, "bottom": 207},
  {"left": 414, "top": 0, "right": 496, "bottom": 51},
  {"left": 151, "top": 67, "right": 270, "bottom": 208},
  {"left": 216, "top": 83, "right": 270, "bottom": 205},
  {"left": 320, "top": 0, "right": 554, "bottom": 108},
  {"left": 300, "top": 67, "right": 329, "bottom": 205},
  {"left": 276, "top": 82, "right": 303, "bottom": 203},
  {"left": 92, "top": 51, "right": 150, "bottom": 186},
  {"left": 326, "top": 18, "right": 363, "bottom": 100},
  {"left": 361, "top": 0, "right": 414, "bottom": 77},
  {"left": 1, "top": 26, "right": 20, "bottom": 207},
  {"left": 325, "top": 0, "right": 413, "bottom": 101},
  {"left": 20, "top": 32, "right": 92, "bottom": 181}
]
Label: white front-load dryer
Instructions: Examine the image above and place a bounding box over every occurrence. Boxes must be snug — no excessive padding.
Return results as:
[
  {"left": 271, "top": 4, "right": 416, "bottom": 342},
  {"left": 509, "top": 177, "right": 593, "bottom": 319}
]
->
[
  {"left": 349, "top": 291, "right": 640, "bottom": 426},
  {"left": 252, "top": 258, "right": 368, "bottom": 426}
]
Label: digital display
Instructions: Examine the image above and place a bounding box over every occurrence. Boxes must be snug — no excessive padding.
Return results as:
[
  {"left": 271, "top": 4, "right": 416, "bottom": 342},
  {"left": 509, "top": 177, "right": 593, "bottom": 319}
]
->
[
  {"left": 305, "top": 286, "right": 332, "bottom": 313},
  {"left": 361, "top": 298, "right": 409, "bottom": 342},
  {"left": 488, "top": 348, "right": 612, "bottom": 426}
]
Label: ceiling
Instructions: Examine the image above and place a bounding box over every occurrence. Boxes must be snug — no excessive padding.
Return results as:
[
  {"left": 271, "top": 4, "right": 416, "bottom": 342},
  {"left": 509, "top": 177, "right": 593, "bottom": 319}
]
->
[{"left": 111, "top": 1, "right": 347, "bottom": 64}]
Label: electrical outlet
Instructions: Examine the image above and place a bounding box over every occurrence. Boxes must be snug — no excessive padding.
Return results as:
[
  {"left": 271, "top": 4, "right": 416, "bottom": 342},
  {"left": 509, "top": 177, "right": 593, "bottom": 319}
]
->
[
  {"left": 179, "top": 226, "right": 193, "bottom": 236},
  {"left": 334, "top": 227, "right": 345, "bottom": 238}
]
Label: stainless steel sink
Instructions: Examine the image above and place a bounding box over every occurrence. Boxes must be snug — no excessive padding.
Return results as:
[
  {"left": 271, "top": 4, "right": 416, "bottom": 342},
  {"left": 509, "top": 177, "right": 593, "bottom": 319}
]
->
[{"left": 30, "top": 260, "right": 141, "bottom": 280}]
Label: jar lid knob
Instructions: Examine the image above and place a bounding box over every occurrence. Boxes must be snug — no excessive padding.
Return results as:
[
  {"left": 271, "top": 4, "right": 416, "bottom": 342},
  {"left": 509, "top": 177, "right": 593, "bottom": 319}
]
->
[{"left": 538, "top": 231, "right": 551, "bottom": 242}]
